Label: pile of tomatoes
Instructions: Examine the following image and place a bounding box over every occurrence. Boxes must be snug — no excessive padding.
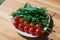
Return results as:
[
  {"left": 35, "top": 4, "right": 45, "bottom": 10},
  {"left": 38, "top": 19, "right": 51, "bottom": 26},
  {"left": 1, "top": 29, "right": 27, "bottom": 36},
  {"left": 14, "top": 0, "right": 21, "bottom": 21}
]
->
[{"left": 13, "top": 16, "right": 42, "bottom": 36}]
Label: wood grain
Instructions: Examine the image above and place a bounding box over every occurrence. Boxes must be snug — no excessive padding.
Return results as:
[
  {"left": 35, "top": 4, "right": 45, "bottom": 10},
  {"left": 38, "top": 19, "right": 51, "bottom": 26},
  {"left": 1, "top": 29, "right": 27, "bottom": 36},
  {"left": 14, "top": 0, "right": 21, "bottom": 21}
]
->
[{"left": 0, "top": 0, "right": 60, "bottom": 40}]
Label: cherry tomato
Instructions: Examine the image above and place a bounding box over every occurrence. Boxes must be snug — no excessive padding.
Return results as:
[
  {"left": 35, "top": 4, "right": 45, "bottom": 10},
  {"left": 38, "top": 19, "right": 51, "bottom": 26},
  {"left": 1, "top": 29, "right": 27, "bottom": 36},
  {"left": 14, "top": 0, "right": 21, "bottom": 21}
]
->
[
  {"left": 14, "top": 16, "right": 19, "bottom": 22},
  {"left": 18, "top": 23, "right": 23, "bottom": 30},
  {"left": 23, "top": 21, "right": 29, "bottom": 25},
  {"left": 13, "top": 21, "right": 18, "bottom": 28},
  {"left": 19, "top": 18, "right": 24, "bottom": 23},
  {"left": 35, "top": 24, "right": 42, "bottom": 28},
  {"left": 29, "top": 27, "right": 35, "bottom": 34},
  {"left": 30, "top": 23, "right": 34, "bottom": 27},
  {"left": 35, "top": 28, "right": 41, "bottom": 36},
  {"left": 24, "top": 26, "right": 29, "bottom": 32},
  {"left": 35, "top": 24, "right": 39, "bottom": 27}
]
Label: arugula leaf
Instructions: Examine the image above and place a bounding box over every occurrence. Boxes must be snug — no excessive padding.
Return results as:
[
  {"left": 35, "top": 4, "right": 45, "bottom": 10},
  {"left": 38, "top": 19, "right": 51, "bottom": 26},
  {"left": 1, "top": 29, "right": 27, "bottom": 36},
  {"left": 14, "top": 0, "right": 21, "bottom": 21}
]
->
[{"left": 23, "top": 15, "right": 32, "bottom": 22}]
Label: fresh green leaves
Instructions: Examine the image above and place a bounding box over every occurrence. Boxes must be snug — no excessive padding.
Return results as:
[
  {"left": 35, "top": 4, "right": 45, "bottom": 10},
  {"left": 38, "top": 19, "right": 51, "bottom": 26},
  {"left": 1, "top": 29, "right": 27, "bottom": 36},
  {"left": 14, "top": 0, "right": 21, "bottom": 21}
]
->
[
  {"left": 23, "top": 15, "right": 32, "bottom": 22},
  {"left": 32, "top": 17, "right": 39, "bottom": 24},
  {"left": 11, "top": 4, "right": 48, "bottom": 26}
]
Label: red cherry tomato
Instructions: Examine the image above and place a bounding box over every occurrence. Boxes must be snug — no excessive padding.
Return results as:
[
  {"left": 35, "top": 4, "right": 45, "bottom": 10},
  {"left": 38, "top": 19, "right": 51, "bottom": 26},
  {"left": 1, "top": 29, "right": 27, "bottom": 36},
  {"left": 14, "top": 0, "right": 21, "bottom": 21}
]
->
[
  {"left": 29, "top": 25, "right": 35, "bottom": 28},
  {"left": 24, "top": 26, "right": 29, "bottom": 32},
  {"left": 35, "top": 24, "right": 39, "bottom": 27},
  {"left": 29, "top": 27, "right": 35, "bottom": 34},
  {"left": 18, "top": 23, "right": 23, "bottom": 30},
  {"left": 23, "top": 21, "right": 29, "bottom": 25},
  {"left": 14, "top": 16, "right": 19, "bottom": 22},
  {"left": 13, "top": 21, "right": 18, "bottom": 28},
  {"left": 30, "top": 23, "right": 34, "bottom": 27},
  {"left": 35, "top": 28, "right": 41, "bottom": 36},
  {"left": 19, "top": 18, "right": 24, "bottom": 23}
]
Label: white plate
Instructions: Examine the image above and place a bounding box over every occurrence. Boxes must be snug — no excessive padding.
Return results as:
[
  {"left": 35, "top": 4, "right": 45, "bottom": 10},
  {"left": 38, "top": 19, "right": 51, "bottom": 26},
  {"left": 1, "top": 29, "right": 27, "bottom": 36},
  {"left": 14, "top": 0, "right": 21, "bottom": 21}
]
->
[{"left": 11, "top": 14, "right": 50, "bottom": 38}]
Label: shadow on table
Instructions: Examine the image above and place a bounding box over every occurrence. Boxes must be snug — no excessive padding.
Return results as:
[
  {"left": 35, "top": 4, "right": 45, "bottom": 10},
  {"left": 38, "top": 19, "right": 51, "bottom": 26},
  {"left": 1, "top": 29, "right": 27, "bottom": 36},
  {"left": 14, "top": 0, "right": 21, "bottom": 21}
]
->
[{"left": 18, "top": 15, "right": 54, "bottom": 40}]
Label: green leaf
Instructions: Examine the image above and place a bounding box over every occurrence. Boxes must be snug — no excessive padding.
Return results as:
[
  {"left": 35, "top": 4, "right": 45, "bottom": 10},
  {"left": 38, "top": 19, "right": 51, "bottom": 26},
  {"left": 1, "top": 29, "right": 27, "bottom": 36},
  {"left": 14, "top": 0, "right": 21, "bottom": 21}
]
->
[
  {"left": 42, "top": 19, "right": 48, "bottom": 26},
  {"left": 32, "top": 17, "right": 39, "bottom": 24}
]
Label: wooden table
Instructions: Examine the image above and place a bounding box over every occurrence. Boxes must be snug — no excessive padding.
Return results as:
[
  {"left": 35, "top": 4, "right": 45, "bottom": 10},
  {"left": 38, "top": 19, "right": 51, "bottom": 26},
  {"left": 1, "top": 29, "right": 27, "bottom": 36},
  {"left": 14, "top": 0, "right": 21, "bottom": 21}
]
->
[{"left": 0, "top": 0, "right": 60, "bottom": 40}]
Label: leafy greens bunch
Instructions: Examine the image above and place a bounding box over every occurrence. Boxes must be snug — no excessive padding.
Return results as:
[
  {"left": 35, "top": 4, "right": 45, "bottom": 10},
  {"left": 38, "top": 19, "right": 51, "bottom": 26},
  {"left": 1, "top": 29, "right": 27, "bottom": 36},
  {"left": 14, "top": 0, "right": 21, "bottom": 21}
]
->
[{"left": 11, "top": 4, "right": 48, "bottom": 26}]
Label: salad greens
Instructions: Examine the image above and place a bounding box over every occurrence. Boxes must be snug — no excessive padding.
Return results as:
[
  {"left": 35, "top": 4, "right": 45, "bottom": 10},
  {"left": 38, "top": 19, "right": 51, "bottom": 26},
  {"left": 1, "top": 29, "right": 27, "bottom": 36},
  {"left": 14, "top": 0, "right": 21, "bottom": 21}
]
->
[{"left": 11, "top": 4, "right": 48, "bottom": 27}]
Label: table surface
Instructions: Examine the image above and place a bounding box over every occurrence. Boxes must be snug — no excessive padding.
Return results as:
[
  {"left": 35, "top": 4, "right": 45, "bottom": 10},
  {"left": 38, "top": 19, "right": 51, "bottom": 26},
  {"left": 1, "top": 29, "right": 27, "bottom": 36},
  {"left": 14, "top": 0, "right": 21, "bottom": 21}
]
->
[{"left": 0, "top": 0, "right": 60, "bottom": 40}]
